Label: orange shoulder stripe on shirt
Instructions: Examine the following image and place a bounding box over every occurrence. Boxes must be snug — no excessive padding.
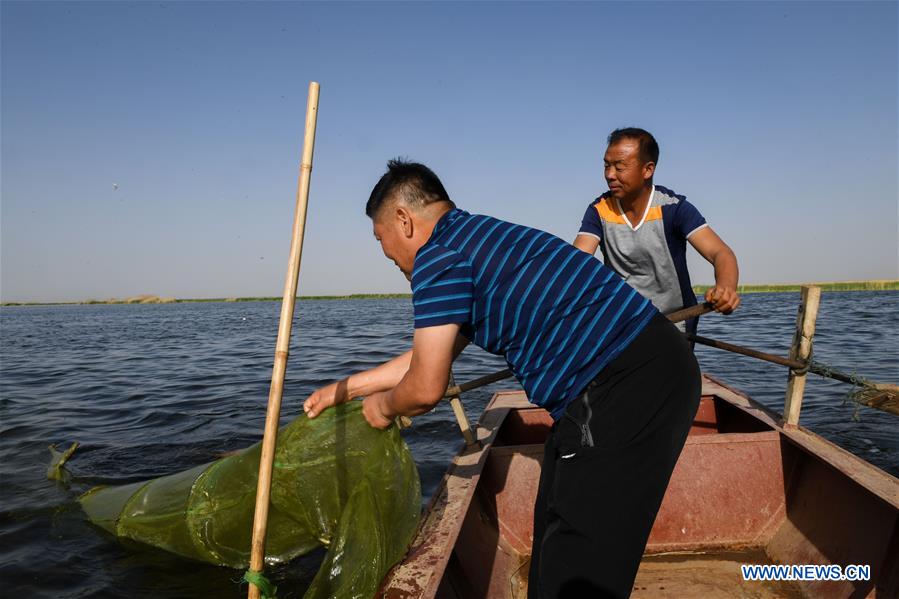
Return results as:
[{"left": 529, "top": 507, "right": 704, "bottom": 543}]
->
[
  {"left": 595, "top": 198, "right": 627, "bottom": 225},
  {"left": 596, "top": 199, "right": 663, "bottom": 225},
  {"left": 644, "top": 206, "right": 663, "bottom": 222}
]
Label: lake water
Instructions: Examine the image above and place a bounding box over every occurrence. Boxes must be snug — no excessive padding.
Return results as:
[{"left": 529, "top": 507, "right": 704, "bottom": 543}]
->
[{"left": 1, "top": 291, "right": 896, "bottom": 597}]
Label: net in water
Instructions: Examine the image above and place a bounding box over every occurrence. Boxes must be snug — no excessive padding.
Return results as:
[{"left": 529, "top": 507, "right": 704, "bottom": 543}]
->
[{"left": 74, "top": 401, "right": 421, "bottom": 598}]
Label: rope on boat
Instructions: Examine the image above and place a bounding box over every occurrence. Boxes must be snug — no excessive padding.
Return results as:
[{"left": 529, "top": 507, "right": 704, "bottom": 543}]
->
[
  {"left": 807, "top": 361, "right": 899, "bottom": 417},
  {"left": 789, "top": 339, "right": 811, "bottom": 376}
]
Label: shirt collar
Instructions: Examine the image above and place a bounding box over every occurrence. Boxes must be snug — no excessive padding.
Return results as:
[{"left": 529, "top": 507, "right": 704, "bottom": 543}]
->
[{"left": 429, "top": 207, "right": 465, "bottom": 240}]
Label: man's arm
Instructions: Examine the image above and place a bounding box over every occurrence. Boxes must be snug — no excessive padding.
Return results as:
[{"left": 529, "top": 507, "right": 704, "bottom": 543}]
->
[
  {"left": 303, "top": 327, "right": 469, "bottom": 422},
  {"left": 688, "top": 227, "right": 740, "bottom": 314},
  {"left": 362, "top": 324, "right": 463, "bottom": 429},
  {"left": 573, "top": 234, "right": 600, "bottom": 255},
  {"left": 303, "top": 349, "right": 413, "bottom": 418}
]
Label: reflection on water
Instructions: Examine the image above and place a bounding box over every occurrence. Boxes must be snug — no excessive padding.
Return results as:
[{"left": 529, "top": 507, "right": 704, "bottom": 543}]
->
[{"left": 1, "top": 292, "right": 896, "bottom": 597}]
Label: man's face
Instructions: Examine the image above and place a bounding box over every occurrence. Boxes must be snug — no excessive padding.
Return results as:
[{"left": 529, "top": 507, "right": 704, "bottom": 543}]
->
[
  {"left": 373, "top": 211, "right": 415, "bottom": 281},
  {"left": 603, "top": 139, "right": 653, "bottom": 201}
]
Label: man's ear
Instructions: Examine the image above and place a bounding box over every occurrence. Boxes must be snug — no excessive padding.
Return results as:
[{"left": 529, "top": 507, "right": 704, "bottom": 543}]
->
[
  {"left": 396, "top": 205, "right": 414, "bottom": 238},
  {"left": 642, "top": 161, "right": 656, "bottom": 181}
]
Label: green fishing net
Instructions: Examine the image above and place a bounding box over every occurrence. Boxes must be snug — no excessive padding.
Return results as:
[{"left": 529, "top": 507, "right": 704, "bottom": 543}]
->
[{"left": 75, "top": 401, "right": 421, "bottom": 598}]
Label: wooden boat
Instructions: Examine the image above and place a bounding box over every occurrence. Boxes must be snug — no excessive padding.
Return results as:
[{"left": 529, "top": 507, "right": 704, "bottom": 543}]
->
[{"left": 379, "top": 374, "right": 899, "bottom": 598}]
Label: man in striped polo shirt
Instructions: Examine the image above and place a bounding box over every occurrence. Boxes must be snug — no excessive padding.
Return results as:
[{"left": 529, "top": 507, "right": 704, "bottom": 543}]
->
[
  {"left": 304, "top": 160, "right": 701, "bottom": 598},
  {"left": 575, "top": 128, "right": 740, "bottom": 334}
]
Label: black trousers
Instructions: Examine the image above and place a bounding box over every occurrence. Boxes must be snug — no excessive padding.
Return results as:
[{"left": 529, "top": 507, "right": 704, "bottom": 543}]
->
[{"left": 528, "top": 313, "right": 701, "bottom": 598}]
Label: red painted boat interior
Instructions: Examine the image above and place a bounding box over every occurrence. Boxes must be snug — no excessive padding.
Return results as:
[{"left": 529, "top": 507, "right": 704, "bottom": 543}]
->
[{"left": 439, "top": 394, "right": 897, "bottom": 598}]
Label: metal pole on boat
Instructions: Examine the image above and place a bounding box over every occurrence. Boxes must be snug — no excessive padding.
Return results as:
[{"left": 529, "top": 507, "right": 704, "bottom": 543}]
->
[
  {"left": 783, "top": 285, "right": 821, "bottom": 427},
  {"left": 246, "top": 81, "right": 320, "bottom": 599}
]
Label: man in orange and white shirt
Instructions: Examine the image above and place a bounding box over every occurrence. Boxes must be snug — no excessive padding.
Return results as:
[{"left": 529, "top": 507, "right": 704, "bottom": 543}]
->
[{"left": 575, "top": 128, "right": 741, "bottom": 334}]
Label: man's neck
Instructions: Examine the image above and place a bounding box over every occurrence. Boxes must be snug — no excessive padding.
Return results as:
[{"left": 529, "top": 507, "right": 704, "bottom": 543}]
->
[
  {"left": 419, "top": 203, "right": 454, "bottom": 243},
  {"left": 618, "top": 184, "right": 653, "bottom": 219}
]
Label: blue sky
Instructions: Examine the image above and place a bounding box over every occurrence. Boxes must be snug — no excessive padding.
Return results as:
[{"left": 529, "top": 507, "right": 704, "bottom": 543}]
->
[{"left": 2, "top": 1, "right": 897, "bottom": 302}]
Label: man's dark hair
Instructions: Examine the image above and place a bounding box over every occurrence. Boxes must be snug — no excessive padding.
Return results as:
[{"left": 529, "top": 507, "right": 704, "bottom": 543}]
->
[
  {"left": 608, "top": 128, "right": 660, "bottom": 165},
  {"left": 366, "top": 159, "right": 454, "bottom": 218}
]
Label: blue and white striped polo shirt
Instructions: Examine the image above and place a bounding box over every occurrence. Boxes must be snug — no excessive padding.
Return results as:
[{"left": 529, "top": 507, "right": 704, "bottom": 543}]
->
[{"left": 412, "top": 208, "right": 657, "bottom": 419}]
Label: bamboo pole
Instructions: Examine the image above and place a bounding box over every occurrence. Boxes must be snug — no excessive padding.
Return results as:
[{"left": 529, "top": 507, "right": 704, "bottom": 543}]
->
[
  {"left": 783, "top": 285, "right": 821, "bottom": 427},
  {"left": 247, "top": 81, "right": 320, "bottom": 599}
]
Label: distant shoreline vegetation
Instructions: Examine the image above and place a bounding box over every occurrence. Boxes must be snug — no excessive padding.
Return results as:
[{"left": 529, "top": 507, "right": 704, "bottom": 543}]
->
[
  {"left": 692, "top": 280, "right": 898, "bottom": 294},
  {"left": 1, "top": 293, "right": 414, "bottom": 306},
  {"left": 2, "top": 282, "right": 897, "bottom": 307}
]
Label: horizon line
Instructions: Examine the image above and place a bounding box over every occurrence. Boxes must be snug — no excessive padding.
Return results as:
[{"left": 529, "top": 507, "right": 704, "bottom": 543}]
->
[{"left": 2, "top": 280, "right": 897, "bottom": 307}]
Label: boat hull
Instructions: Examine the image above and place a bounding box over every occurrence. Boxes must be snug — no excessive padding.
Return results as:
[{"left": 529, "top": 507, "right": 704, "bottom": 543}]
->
[{"left": 381, "top": 374, "right": 899, "bottom": 598}]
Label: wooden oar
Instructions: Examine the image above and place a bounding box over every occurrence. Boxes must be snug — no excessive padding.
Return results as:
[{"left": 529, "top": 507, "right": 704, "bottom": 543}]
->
[
  {"left": 686, "top": 333, "right": 899, "bottom": 416},
  {"left": 246, "top": 82, "right": 320, "bottom": 599},
  {"left": 665, "top": 301, "right": 714, "bottom": 324}
]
